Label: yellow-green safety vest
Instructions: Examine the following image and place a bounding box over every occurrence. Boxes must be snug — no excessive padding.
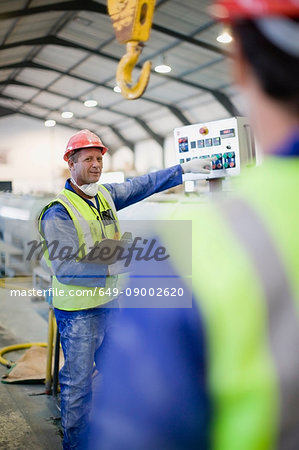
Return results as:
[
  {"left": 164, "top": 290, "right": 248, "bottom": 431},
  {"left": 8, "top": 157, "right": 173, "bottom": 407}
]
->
[
  {"left": 164, "top": 157, "right": 299, "bottom": 449},
  {"left": 39, "top": 185, "right": 121, "bottom": 310}
]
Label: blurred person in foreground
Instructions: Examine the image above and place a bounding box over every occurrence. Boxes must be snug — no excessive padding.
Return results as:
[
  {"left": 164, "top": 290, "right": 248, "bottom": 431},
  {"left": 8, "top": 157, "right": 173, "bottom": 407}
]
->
[{"left": 88, "top": 1, "right": 299, "bottom": 449}]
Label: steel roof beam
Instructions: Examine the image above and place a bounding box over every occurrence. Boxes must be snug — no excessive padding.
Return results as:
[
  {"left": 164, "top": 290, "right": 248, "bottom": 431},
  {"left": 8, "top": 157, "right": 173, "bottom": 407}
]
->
[
  {"left": 0, "top": 36, "right": 235, "bottom": 114},
  {"left": 152, "top": 24, "right": 226, "bottom": 56},
  {"left": 0, "top": 1, "right": 234, "bottom": 114},
  {"left": 0, "top": 76, "right": 165, "bottom": 147},
  {"left": 109, "top": 125, "right": 135, "bottom": 152},
  {"left": 0, "top": 61, "right": 191, "bottom": 129},
  {"left": 0, "top": 92, "right": 132, "bottom": 153},
  {"left": 0, "top": 1, "right": 107, "bottom": 21},
  {"left": 0, "top": 80, "right": 140, "bottom": 150},
  {"left": 0, "top": 105, "right": 15, "bottom": 117},
  {"left": 0, "top": 1, "right": 224, "bottom": 55},
  {"left": 0, "top": 79, "right": 130, "bottom": 120},
  {"left": 135, "top": 118, "right": 164, "bottom": 147},
  {"left": 0, "top": 36, "right": 192, "bottom": 124}
]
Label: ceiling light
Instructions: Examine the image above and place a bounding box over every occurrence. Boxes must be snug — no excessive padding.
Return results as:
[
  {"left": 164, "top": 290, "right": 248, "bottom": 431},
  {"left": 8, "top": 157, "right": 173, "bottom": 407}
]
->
[
  {"left": 216, "top": 31, "right": 233, "bottom": 43},
  {"left": 154, "top": 54, "right": 172, "bottom": 74},
  {"left": 154, "top": 63, "right": 172, "bottom": 73},
  {"left": 113, "top": 85, "right": 121, "bottom": 93},
  {"left": 44, "top": 119, "right": 56, "bottom": 127},
  {"left": 61, "top": 111, "right": 74, "bottom": 119},
  {"left": 84, "top": 99, "right": 98, "bottom": 107}
]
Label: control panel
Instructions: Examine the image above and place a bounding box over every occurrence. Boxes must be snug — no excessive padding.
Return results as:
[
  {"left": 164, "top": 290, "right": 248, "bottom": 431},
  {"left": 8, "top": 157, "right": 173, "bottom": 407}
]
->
[{"left": 174, "top": 117, "right": 255, "bottom": 180}]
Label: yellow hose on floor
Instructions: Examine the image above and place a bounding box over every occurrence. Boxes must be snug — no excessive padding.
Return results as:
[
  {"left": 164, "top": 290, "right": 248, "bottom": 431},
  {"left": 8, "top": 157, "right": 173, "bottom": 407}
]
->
[{"left": 0, "top": 342, "right": 47, "bottom": 368}]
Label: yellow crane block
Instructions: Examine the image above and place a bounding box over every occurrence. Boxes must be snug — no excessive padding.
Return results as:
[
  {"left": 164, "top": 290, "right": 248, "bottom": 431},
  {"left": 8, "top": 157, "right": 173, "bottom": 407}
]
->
[
  {"left": 108, "top": 0, "right": 156, "bottom": 43},
  {"left": 108, "top": 0, "right": 156, "bottom": 99}
]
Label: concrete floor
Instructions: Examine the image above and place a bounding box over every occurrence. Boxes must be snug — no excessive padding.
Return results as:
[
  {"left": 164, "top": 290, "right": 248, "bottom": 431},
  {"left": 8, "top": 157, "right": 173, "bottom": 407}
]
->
[{"left": 0, "top": 277, "right": 62, "bottom": 449}]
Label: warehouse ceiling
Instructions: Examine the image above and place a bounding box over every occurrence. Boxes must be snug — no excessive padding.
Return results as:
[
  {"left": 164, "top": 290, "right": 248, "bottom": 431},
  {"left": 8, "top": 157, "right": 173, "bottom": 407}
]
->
[{"left": 0, "top": 0, "right": 239, "bottom": 152}]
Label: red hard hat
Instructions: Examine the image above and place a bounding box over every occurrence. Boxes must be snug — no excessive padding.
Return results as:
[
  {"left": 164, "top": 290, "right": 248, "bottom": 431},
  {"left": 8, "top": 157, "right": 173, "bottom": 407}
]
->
[
  {"left": 211, "top": 0, "right": 299, "bottom": 21},
  {"left": 64, "top": 129, "right": 108, "bottom": 161}
]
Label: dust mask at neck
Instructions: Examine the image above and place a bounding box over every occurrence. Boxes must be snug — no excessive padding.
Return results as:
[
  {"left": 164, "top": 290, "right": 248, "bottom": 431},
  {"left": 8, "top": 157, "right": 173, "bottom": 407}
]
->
[{"left": 71, "top": 178, "right": 99, "bottom": 197}]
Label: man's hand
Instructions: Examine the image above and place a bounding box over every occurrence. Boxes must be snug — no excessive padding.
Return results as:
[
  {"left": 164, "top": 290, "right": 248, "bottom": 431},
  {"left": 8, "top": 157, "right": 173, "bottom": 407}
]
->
[{"left": 181, "top": 157, "right": 216, "bottom": 174}]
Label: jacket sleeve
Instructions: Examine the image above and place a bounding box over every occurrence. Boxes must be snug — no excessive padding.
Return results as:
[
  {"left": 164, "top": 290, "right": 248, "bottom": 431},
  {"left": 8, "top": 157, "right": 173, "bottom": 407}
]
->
[
  {"left": 40, "top": 203, "right": 108, "bottom": 287},
  {"left": 88, "top": 240, "right": 210, "bottom": 450},
  {"left": 103, "top": 165, "right": 183, "bottom": 211},
  {"left": 89, "top": 301, "right": 210, "bottom": 450}
]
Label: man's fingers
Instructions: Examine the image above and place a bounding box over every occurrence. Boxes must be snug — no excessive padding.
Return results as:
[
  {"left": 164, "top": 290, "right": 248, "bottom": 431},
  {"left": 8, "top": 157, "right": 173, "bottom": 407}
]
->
[{"left": 200, "top": 167, "right": 212, "bottom": 174}]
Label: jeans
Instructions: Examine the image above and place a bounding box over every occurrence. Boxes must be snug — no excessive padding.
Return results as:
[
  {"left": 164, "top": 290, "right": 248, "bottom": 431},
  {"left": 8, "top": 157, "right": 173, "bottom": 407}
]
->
[{"left": 54, "top": 301, "right": 119, "bottom": 449}]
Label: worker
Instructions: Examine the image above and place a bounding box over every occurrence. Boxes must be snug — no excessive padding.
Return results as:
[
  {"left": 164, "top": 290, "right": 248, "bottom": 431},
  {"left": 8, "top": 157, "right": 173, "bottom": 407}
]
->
[
  {"left": 38, "top": 128, "right": 213, "bottom": 450},
  {"left": 87, "top": 1, "right": 299, "bottom": 449}
]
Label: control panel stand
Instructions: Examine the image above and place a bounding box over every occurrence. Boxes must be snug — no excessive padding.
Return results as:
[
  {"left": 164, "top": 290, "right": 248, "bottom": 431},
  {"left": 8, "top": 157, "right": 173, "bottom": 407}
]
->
[{"left": 209, "top": 177, "right": 224, "bottom": 193}]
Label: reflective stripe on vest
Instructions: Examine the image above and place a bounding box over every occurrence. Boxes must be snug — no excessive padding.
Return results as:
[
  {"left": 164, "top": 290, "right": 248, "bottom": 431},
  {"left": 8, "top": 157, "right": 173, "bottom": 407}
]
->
[
  {"left": 57, "top": 192, "right": 96, "bottom": 251},
  {"left": 98, "top": 185, "right": 117, "bottom": 219},
  {"left": 218, "top": 197, "right": 299, "bottom": 448}
]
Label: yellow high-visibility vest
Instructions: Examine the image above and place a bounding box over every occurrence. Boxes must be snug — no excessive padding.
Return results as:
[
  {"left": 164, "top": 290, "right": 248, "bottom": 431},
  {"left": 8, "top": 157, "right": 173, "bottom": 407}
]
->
[{"left": 39, "top": 185, "right": 121, "bottom": 310}]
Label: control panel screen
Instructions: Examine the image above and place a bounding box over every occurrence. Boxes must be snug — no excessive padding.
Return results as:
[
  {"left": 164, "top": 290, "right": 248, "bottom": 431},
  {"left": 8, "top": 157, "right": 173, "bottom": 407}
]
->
[{"left": 220, "top": 128, "right": 235, "bottom": 139}]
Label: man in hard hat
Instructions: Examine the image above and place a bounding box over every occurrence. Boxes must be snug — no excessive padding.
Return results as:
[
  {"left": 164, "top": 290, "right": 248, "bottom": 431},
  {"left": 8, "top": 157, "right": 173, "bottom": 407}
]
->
[
  {"left": 88, "top": 1, "right": 299, "bottom": 449},
  {"left": 38, "top": 128, "right": 213, "bottom": 450}
]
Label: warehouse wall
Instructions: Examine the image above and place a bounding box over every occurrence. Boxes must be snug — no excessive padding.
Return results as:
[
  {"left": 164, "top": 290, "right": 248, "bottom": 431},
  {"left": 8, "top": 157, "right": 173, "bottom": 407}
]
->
[
  {"left": 0, "top": 115, "right": 70, "bottom": 195},
  {"left": 0, "top": 115, "right": 167, "bottom": 195}
]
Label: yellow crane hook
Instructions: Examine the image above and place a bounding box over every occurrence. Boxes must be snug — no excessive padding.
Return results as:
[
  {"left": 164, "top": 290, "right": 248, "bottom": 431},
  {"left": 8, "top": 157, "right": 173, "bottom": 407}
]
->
[
  {"left": 108, "top": 0, "right": 156, "bottom": 100},
  {"left": 116, "top": 41, "right": 151, "bottom": 100}
]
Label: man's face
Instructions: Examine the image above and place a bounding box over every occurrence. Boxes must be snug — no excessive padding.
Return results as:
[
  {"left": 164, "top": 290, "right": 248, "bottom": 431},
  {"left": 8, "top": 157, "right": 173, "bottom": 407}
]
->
[{"left": 69, "top": 148, "right": 103, "bottom": 185}]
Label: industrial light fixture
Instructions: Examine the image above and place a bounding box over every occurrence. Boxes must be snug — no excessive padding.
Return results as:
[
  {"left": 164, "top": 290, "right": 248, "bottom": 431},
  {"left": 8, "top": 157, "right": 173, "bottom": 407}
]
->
[
  {"left": 113, "top": 85, "right": 121, "bottom": 93},
  {"left": 84, "top": 99, "right": 98, "bottom": 107},
  {"left": 44, "top": 119, "right": 56, "bottom": 127},
  {"left": 61, "top": 111, "right": 74, "bottom": 119},
  {"left": 154, "top": 54, "right": 172, "bottom": 73},
  {"left": 216, "top": 30, "right": 233, "bottom": 43}
]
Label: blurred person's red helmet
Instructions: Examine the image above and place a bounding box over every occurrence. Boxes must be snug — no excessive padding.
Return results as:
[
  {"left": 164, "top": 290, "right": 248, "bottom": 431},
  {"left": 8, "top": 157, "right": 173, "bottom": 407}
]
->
[
  {"left": 211, "top": 0, "right": 299, "bottom": 22},
  {"left": 64, "top": 129, "right": 108, "bottom": 161}
]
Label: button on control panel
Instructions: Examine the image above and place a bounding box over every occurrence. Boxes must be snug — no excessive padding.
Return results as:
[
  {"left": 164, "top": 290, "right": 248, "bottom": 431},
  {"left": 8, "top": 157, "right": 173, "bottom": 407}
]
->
[
  {"left": 178, "top": 137, "right": 189, "bottom": 153},
  {"left": 223, "top": 152, "right": 236, "bottom": 169},
  {"left": 211, "top": 153, "right": 223, "bottom": 170}
]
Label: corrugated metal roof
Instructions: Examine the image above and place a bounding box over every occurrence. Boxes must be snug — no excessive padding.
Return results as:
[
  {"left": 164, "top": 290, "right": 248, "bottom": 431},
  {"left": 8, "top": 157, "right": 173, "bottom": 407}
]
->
[
  {"left": 34, "top": 45, "right": 87, "bottom": 70},
  {"left": 0, "top": 0, "right": 237, "bottom": 152},
  {"left": 15, "top": 67, "right": 60, "bottom": 87},
  {"left": 50, "top": 75, "right": 94, "bottom": 97},
  {"left": 87, "top": 109, "right": 125, "bottom": 125},
  {"left": 111, "top": 98, "right": 157, "bottom": 116},
  {"left": 0, "top": 0, "right": 28, "bottom": 14},
  {"left": 117, "top": 120, "right": 150, "bottom": 142},
  {"left": 3, "top": 84, "right": 40, "bottom": 101},
  {"left": 34, "top": 90, "right": 69, "bottom": 108},
  {"left": 5, "top": 12, "right": 63, "bottom": 44}
]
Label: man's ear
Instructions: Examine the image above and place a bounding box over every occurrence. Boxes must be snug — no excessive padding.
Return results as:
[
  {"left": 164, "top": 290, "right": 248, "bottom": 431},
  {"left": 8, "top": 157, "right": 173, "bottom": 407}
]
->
[{"left": 68, "top": 159, "right": 74, "bottom": 170}]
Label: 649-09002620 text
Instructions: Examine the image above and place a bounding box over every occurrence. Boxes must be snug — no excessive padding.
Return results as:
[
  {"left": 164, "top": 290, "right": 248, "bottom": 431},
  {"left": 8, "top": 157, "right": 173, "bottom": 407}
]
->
[{"left": 9, "top": 287, "right": 185, "bottom": 298}]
